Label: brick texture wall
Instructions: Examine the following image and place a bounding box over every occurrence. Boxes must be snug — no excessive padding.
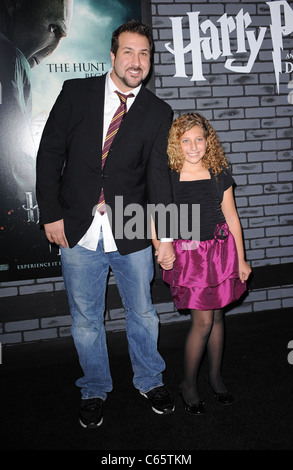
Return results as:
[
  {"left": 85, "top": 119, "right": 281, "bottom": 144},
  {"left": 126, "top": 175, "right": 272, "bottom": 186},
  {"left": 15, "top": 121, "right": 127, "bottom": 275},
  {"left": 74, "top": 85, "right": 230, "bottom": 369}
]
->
[{"left": 152, "top": 0, "right": 293, "bottom": 270}]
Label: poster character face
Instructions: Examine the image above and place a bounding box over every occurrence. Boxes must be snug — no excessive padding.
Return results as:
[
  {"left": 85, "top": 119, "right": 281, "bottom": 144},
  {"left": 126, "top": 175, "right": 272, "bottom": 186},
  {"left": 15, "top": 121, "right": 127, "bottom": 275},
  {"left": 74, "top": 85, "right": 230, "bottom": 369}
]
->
[
  {"left": 8, "top": 0, "right": 73, "bottom": 68},
  {"left": 110, "top": 32, "right": 151, "bottom": 92}
]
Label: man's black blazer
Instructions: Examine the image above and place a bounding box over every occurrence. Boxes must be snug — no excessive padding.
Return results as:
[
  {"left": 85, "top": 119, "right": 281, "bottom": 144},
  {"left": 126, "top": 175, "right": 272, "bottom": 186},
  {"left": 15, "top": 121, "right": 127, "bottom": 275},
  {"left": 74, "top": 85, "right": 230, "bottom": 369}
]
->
[{"left": 36, "top": 74, "right": 173, "bottom": 254}]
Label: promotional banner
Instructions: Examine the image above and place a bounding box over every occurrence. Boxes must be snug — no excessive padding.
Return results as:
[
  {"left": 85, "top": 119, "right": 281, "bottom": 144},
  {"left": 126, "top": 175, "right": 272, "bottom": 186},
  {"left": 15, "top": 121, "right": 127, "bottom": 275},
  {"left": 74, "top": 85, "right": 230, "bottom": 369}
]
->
[
  {"left": 165, "top": 0, "right": 293, "bottom": 96},
  {"left": 0, "top": 0, "right": 141, "bottom": 281}
]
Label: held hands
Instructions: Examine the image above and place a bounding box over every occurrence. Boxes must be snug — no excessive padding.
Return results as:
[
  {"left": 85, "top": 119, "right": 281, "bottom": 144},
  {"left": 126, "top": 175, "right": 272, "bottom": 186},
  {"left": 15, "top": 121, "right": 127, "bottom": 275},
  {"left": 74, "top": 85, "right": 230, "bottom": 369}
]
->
[
  {"left": 44, "top": 219, "right": 69, "bottom": 248},
  {"left": 239, "top": 259, "right": 252, "bottom": 284},
  {"left": 155, "top": 241, "right": 175, "bottom": 271}
]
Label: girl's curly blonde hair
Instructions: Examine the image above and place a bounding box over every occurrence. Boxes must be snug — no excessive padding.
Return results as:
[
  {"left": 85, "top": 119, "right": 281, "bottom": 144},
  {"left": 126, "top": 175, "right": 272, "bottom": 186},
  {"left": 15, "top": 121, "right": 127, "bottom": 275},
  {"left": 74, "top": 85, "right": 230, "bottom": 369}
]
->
[{"left": 167, "top": 113, "right": 229, "bottom": 175}]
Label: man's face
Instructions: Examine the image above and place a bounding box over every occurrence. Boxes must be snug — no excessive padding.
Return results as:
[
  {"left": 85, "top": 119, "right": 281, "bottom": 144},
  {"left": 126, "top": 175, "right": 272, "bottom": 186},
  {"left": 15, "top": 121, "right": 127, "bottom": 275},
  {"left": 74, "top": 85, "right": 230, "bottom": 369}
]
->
[
  {"left": 110, "top": 32, "right": 151, "bottom": 92},
  {"left": 10, "top": 0, "right": 73, "bottom": 68}
]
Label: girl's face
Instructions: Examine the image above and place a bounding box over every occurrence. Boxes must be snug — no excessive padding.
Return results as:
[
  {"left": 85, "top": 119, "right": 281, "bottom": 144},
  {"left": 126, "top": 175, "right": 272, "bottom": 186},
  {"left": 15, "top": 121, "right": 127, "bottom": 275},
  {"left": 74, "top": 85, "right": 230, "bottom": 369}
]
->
[{"left": 179, "top": 125, "right": 207, "bottom": 166}]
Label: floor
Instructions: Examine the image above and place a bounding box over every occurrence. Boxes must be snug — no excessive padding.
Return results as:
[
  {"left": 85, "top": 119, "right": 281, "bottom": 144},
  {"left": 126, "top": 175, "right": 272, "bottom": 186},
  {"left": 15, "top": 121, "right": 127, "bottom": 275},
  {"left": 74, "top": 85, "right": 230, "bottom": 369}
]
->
[{"left": 1, "top": 307, "right": 293, "bottom": 455}]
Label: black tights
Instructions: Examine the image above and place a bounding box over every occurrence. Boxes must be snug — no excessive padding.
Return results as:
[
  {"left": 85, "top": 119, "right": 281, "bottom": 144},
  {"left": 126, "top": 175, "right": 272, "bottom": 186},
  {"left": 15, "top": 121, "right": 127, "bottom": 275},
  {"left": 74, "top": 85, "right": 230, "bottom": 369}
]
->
[{"left": 181, "top": 309, "right": 228, "bottom": 403}]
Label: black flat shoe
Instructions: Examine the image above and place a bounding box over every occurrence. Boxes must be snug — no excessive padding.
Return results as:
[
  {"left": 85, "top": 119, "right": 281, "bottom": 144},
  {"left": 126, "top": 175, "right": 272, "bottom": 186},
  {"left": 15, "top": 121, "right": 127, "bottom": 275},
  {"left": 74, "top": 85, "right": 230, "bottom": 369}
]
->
[
  {"left": 179, "top": 387, "right": 206, "bottom": 415},
  {"left": 213, "top": 391, "right": 234, "bottom": 405},
  {"left": 207, "top": 378, "right": 234, "bottom": 405}
]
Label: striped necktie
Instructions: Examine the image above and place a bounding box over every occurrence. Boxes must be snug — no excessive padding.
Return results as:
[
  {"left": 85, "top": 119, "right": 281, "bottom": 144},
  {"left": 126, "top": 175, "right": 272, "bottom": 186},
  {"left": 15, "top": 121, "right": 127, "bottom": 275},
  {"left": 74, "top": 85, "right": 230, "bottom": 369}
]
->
[{"left": 97, "top": 91, "right": 134, "bottom": 215}]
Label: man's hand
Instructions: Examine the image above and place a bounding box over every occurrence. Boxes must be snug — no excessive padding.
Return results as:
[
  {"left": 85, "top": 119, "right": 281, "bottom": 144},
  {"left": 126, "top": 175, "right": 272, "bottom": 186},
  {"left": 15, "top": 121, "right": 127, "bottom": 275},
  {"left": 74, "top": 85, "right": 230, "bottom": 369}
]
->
[
  {"left": 44, "top": 219, "right": 69, "bottom": 248},
  {"left": 156, "top": 241, "right": 175, "bottom": 270}
]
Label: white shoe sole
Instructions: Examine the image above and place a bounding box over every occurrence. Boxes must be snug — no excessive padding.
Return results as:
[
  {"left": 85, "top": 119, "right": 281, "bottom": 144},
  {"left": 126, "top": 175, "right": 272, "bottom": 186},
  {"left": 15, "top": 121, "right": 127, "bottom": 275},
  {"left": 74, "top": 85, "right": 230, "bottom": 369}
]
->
[
  {"left": 79, "top": 417, "right": 103, "bottom": 428},
  {"left": 140, "top": 391, "right": 175, "bottom": 414}
]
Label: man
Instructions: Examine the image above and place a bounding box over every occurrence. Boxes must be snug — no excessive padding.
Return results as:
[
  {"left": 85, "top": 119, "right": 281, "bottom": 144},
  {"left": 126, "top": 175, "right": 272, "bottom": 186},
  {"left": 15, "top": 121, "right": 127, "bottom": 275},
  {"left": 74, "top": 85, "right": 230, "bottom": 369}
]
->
[{"left": 36, "top": 20, "right": 175, "bottom": 429}]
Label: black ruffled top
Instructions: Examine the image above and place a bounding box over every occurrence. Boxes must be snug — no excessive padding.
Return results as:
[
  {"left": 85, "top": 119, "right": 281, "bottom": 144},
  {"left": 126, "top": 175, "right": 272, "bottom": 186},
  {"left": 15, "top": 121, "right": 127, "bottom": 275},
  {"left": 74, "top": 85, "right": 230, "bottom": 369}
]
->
[{"left": 170, "top": 168, "right": 235, "bottom": 241}]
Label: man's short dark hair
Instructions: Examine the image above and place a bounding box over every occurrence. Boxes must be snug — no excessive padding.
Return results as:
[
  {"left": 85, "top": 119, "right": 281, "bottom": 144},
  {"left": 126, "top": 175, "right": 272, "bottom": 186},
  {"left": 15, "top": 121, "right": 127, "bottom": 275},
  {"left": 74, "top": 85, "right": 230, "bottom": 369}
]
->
[{"left": 111, "top": 20, "right": 154, "bottom": 56}]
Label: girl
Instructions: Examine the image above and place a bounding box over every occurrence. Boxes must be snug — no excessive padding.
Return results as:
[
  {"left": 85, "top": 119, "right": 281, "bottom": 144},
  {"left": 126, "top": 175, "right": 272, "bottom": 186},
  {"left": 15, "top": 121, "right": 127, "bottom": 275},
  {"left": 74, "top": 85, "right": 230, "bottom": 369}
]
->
[{"left": 154, "top": 113, "right": 251, "bottom": 415}]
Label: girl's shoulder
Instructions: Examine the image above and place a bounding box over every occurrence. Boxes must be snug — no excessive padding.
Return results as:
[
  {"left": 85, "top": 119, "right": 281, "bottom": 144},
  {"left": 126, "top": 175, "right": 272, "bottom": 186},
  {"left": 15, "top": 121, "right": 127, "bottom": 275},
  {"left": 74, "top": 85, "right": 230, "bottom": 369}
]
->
[
  {"left": 210, "top": 167, "right": 235, "bottom": 198},
  {"left": 213, "top": 166, "right": 234, "bottom": 185}
]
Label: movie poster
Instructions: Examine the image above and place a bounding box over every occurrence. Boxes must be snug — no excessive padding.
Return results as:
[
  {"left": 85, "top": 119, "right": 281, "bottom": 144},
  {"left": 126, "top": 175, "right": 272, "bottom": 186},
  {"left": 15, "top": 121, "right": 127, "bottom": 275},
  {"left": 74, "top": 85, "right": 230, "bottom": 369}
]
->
[{"left": 0, "top": 0, "right": 141, "bottom": 281}]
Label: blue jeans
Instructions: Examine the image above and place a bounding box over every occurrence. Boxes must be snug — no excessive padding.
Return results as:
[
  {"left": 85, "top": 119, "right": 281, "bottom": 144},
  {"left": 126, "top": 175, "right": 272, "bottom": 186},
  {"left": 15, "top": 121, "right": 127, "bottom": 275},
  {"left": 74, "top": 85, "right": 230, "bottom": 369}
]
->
[{"left": 60, "top": 240, "right": 165, "bottom": 400}]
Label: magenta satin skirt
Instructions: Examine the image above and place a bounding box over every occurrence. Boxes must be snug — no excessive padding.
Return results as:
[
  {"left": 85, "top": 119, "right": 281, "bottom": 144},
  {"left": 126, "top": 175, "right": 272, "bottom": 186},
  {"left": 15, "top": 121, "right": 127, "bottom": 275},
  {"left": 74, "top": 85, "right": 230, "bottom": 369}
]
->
[{"left": 163, "top": 223, "right": 246, "bottom": 310}]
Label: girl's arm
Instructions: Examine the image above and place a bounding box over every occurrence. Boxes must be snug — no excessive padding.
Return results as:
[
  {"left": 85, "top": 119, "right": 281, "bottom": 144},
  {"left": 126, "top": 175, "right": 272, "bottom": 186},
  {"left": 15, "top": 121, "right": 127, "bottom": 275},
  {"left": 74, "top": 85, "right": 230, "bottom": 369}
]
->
[{"left": 221, "top": 187, "right": 252, "bottom": 283}]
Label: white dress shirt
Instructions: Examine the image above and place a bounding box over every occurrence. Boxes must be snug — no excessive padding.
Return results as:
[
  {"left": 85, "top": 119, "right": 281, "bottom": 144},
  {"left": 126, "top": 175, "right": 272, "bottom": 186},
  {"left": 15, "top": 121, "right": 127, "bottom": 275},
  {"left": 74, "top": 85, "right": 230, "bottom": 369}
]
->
[{"left": 78, "top": 70, "right": 141, "bottom": 252}]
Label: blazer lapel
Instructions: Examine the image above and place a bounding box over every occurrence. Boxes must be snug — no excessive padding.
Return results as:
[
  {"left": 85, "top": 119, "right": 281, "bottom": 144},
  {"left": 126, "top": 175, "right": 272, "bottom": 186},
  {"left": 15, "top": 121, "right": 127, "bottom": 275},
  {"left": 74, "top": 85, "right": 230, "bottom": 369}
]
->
[
  {"left": 87, "top": 75, "right": 105, "bottom": 153},
  {"left": 110, "top": 87, "right": 147, "bottom": 147},
  {"left": 85, "top": 80, "right": 147, "bottom": 158}
]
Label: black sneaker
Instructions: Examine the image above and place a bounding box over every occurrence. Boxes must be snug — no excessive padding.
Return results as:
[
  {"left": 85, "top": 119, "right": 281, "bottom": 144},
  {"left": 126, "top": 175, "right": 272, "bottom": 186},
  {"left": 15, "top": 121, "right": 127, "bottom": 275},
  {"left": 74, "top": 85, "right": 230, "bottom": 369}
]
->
[
  {"left": 79, "top": 398, "right": 103, "bottom": 428},
  {"left": 140, "top": 385, "right": 175, "bottom": 414}
]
